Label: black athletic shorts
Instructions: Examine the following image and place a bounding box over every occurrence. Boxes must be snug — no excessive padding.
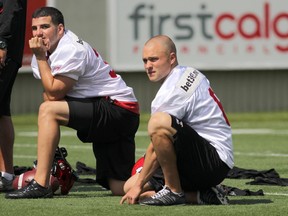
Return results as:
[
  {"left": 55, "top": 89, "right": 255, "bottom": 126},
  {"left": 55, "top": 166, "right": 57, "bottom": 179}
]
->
[
  {"left": 0, "top": 59, "right": 20, "bottom": 116},
  {"left": 152, "top": 115, "right": 230, "bottom": 191},
  {"left": 66, "top": 97, "right": 140, "bottom": 189}
]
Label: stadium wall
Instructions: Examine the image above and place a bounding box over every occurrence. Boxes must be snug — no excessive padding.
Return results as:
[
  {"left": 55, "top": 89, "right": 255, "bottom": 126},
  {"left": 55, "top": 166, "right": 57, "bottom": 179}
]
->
[{"left": 11, "top": 70, "right": 288, "bottom": 114}]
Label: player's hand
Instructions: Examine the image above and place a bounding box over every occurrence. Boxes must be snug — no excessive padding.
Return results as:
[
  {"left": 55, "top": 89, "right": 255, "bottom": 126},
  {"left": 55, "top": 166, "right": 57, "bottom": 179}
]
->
[
  {"left": 120, "top": 186, "right": 142, "bottom": 205},
  {"left": 29, "top": 36, "right": 48, "bottom": 60}
]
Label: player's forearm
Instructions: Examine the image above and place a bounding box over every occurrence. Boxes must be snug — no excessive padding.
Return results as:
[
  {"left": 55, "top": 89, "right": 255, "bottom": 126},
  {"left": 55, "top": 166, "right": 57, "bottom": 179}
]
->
[
  {"left": 37, "top": 59, "right": 65, "bottom": 101},
  {"left": 136, "top": 143, "right": 160, "bottom": 188},
  {"left": 37, "top": 59, "right": 54, "bottom": 95}
]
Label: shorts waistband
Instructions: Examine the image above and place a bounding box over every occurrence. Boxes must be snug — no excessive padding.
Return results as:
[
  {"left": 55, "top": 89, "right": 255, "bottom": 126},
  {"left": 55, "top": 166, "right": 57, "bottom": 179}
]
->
[{"left": 105, "top": 97, "right": 140, "bottom": 115}]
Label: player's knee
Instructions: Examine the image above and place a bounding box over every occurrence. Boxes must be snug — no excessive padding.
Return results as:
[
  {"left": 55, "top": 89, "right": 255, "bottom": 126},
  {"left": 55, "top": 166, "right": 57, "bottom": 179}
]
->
[
  {"left": 38, "top": 101, "right": 56, "bottom": 120},
  {"left": 148, "top": 112, "right": 172, "bottom": 136},
  {"left": 123, "top": 174, "right": 139, "bottom": 193}
]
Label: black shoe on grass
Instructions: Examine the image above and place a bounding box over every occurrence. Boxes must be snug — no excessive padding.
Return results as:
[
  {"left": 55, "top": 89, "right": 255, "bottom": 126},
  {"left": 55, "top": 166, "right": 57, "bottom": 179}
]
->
[
  {"left": 140, "top": 185, "right": 185, "bottom": 206},
  {"left": 198, "top": 185, "right": 229, "bottom": 205},
  {"left": 0, "top": 173, "right": 14, "bottom": 192},
  {"left": 5, "top": 179, "right": 53, "bottom": 199}
]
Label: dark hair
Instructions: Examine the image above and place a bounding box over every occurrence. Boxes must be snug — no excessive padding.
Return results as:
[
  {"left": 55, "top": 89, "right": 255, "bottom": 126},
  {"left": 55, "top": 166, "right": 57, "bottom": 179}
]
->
[{"left": 32, "top": 7, "right": 65, "bottom": 26}]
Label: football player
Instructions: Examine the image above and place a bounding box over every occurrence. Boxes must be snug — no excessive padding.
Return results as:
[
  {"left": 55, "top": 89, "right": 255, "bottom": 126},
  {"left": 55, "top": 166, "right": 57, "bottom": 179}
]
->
[{"left": 121, "top": 35, "right": 233, "bottom": 206}]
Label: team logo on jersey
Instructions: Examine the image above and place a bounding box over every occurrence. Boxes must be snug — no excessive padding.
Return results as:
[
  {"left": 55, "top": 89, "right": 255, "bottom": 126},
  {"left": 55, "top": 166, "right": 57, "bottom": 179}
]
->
[
  {"left": 177, "top": 68, "right": 204, "bottom": 94},
  {"left": 176, "top": 118, "right": 183, "bottom": 128},
  {"left": 76, "top": 38, "right": 83, "bottom": 45}
]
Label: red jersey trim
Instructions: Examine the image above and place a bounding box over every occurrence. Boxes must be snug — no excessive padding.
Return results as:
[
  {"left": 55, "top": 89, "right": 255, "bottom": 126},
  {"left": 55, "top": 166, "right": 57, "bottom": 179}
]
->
[
  {"left": 113, "top": 99, "right": 140, "bottom": 115},
  {"left": 104, "top": 97, "right": 140, "bottom": 114}
]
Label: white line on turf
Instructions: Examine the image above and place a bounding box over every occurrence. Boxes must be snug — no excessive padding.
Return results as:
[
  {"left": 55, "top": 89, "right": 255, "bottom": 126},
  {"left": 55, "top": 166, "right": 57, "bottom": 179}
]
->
[
  {"left": 264, "top": 192, "right": 288, "bottom": 196},
  {"left": 234, "top": 152, "right": 288, "bottom": 157},
  {"left": 16, "top": 129, "right": 288, "bottom": 137}
]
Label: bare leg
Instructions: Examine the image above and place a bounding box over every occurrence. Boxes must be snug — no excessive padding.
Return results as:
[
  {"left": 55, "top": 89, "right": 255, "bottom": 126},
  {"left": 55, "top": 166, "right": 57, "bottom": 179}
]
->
[
  {"left": 0, "top": 116, "right": 14, "bottom": 174},
  {"left": 148, "top": 112, "right": 182, "bottom": 193},
  {"left": 123, "top": 174, "right": 138, "bottom": 193},
  {"left": 33, "top": 101, "right": 70, "bottom": 187},
  {"left": 123, "top": 173, "right": 156, "bottom": 194},
  {"left": 108, "top": 179, "right": 125, "bottom": 196}
]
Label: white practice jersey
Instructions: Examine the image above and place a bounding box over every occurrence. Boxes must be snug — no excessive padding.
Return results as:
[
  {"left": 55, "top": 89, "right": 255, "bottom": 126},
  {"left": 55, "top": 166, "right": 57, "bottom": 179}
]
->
[
  {"left": 31, "top": 30, "right": 137, "bottom": 102},
  {"left": 151, "top": 66, "right": 234, "bottom": 168}
]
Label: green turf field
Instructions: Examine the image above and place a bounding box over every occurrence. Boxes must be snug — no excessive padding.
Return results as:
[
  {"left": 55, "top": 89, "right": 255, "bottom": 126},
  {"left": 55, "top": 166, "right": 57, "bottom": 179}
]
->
[{"left": 1, "top": 112, "right": 288, "bottom": 216}]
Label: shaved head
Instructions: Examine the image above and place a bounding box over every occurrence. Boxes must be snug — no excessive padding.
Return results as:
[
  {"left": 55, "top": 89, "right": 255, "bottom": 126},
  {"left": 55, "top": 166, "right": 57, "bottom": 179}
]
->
[{"left": 145, "top": 35, "right": 177, "bottom": 56}]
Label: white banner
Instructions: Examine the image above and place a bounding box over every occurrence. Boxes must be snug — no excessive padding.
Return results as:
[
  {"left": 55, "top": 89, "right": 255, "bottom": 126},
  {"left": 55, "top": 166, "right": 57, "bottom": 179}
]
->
[{"left": 108, "top": 0, "right": 288, "bottom": 70}]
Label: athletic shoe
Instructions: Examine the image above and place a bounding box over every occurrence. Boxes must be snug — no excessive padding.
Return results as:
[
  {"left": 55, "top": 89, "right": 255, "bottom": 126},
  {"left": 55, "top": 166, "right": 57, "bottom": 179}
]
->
[
  {"left": 198, "top": 185, "right": 229, "bottom": 205},
  {"left": 0, "top": 173, "right": 14, "bottom": 192},
  {"left": 5, "top": 179, "right": 53, "bottom": 199},
  {"left": 140, "top": 185, "right": 185, "bottom": 206}
]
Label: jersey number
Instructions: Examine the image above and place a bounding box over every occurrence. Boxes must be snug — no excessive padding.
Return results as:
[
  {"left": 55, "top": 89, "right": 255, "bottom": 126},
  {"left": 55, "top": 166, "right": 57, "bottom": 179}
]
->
[{"left": 209, "top": 88, "right": 230, "bottom": 126}]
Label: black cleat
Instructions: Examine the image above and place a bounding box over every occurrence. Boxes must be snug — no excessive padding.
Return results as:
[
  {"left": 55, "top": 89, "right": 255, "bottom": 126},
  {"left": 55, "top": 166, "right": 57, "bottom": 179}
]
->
[
  {"left": 0, "top": 173, "right": 14, "bottom": 192},
  {"left": 5, "top": 179, "right": 53, "bottom": 199},
  {"left": 198, "top": 185, "right": 229, "bottom": 205},
  {"left": 140, "top": 185, "right": 185, "bottom": 206}
]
